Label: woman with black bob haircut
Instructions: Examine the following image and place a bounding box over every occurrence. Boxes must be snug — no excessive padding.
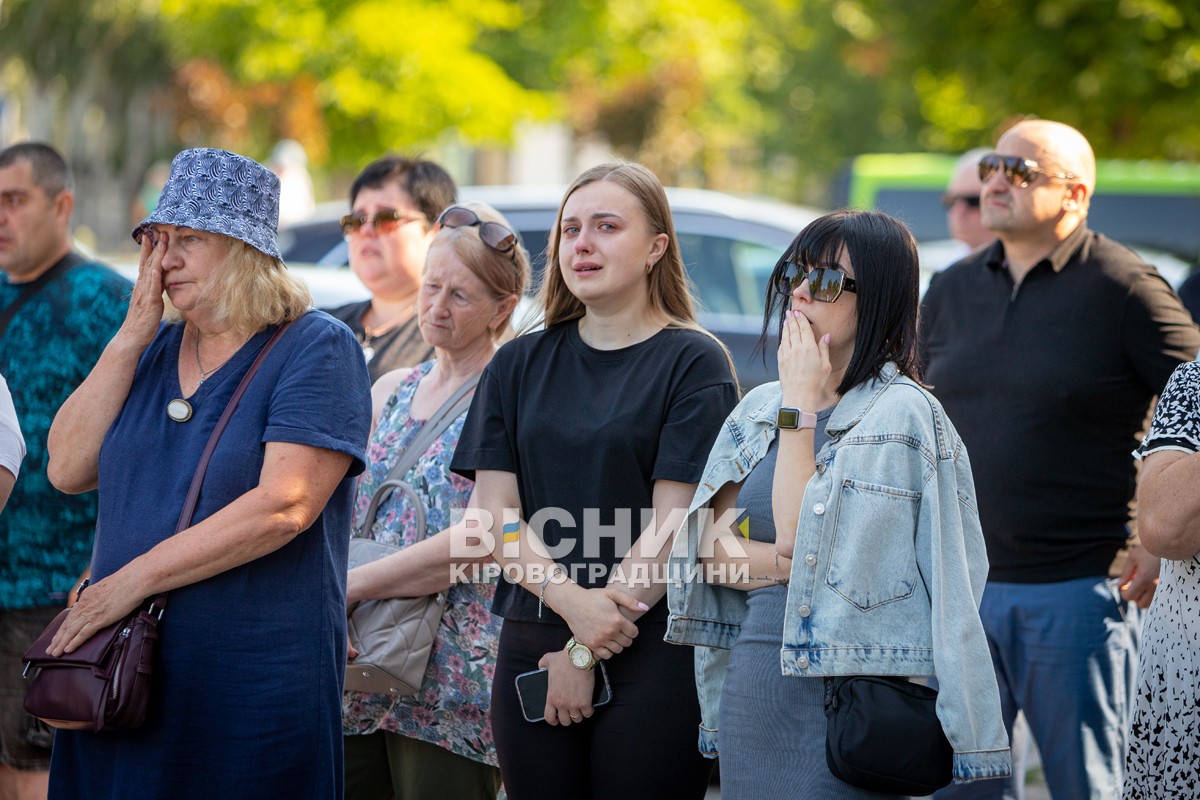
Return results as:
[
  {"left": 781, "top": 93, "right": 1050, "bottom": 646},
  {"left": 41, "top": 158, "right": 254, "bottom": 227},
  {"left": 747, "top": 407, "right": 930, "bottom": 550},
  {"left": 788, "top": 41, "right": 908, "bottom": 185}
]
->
[
  {"left": 758, "top": 209, "right": 923, "bottom": 393},
  {"left": 667, "top": 210, "right": 1011, "bottom": 796}
]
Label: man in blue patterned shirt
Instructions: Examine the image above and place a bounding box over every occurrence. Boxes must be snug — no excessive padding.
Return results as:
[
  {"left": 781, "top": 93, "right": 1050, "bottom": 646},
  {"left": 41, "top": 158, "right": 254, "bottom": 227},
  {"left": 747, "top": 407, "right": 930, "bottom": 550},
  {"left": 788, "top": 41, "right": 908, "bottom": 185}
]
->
[{"left": 0, "top": 142, "right": 129, "bottom": 798}]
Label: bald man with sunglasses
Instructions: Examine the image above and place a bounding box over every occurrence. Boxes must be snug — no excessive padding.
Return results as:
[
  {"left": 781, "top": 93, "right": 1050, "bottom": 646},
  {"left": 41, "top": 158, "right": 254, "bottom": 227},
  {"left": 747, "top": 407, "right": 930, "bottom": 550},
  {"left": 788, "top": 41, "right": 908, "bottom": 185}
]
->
[{"left": 920, "top": 120, "right": 1200, "bottom": 799}]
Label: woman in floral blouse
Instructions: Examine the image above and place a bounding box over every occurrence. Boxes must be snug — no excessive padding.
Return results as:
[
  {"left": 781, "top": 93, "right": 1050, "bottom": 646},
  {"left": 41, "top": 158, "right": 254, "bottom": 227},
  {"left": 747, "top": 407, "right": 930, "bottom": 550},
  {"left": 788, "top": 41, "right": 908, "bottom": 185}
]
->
[{"left": 342, "top": 202, "right": 530, "bottom": 800}]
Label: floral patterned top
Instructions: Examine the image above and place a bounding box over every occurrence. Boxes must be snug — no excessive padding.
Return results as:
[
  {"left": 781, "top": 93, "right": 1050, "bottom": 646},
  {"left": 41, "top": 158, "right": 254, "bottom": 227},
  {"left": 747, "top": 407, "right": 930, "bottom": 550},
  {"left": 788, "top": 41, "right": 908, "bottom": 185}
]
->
[{"left": 342, "top": 361, "right": 502, "bottom": 766}]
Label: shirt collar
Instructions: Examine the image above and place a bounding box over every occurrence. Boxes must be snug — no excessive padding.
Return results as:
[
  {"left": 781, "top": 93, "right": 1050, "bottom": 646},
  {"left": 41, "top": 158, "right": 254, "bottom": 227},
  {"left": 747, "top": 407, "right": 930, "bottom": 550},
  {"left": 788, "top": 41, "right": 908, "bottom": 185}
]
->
[
  {"left": 826, "top": 362, "right": 901, "bottom": 434},
  {"left": 985, "top": 221, "right": 1090, "bottom": 276}
]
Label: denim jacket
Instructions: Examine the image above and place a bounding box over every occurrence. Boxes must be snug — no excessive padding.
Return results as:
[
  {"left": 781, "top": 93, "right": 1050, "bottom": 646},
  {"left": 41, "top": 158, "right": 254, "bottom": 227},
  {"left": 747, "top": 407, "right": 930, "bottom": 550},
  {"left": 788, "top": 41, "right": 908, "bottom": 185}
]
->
[{"left": 665, "top": 363, "right": 1011, "bottom": 782}]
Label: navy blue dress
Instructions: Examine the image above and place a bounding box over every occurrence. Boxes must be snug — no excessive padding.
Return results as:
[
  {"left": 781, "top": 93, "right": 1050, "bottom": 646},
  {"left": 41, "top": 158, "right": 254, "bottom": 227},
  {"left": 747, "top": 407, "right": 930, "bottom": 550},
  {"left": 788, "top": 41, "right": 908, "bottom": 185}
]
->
[{"left": 49, "top": 311, "right": 371, "bottom": 800}]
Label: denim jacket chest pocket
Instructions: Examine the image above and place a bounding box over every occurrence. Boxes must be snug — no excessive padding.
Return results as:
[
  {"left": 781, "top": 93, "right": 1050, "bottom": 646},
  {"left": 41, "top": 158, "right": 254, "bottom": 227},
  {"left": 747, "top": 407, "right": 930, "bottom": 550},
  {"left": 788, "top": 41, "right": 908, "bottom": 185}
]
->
[
  {"left": 827, "top": 477, "right": 922, "bottom": 610},
  {"left": 813, "top": 436, "right": 931, "bottom": 612}
]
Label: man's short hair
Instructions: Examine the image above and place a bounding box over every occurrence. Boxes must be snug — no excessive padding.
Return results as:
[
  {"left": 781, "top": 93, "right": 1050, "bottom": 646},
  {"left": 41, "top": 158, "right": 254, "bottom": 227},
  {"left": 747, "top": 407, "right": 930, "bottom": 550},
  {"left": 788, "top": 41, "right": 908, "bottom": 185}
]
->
[
  {"left": 0, "top": 142, "right": 73, "bottom": 197},
  {"left": 349, "top": 155, "right": 456, "bottom": 226}
]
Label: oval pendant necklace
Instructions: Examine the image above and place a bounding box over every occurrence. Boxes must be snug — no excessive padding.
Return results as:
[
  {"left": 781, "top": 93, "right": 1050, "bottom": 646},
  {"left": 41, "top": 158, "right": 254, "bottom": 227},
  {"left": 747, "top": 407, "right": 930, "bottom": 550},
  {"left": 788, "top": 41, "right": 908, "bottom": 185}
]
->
[{"left": 167, "top": 398, "right": 193, "bottom": 422}]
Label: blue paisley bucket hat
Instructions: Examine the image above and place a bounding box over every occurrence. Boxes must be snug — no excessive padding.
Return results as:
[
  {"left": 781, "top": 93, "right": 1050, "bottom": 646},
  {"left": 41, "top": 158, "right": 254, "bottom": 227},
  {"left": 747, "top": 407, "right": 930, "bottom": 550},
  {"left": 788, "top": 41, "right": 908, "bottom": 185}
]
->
[{"left": 132, "top": 148, "right": 281, "bottom": 259}]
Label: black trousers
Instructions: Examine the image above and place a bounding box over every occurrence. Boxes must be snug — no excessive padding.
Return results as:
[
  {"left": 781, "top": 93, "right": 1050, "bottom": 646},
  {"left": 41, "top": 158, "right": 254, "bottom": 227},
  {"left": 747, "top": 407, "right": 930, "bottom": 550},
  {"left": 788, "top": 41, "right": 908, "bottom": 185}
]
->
[{"left": 491, "top": 618, "right": 713, "bottom": 800}]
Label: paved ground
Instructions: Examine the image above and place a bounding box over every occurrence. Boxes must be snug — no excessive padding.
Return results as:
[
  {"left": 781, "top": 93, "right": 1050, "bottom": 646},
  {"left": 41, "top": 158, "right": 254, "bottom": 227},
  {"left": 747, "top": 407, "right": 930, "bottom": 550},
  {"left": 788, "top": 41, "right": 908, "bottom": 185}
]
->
[{"left": 702, "top": 771, "right": 1053, "bottom": 798}]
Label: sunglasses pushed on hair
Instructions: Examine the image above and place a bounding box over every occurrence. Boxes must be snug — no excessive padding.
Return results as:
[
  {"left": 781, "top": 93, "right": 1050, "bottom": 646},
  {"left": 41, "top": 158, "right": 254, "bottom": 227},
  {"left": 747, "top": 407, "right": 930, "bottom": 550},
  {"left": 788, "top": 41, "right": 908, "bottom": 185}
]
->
[
  {"left": 977, "top": 153, "right": 1077, "bottom": 189},
  {"left": 775, "top": 261, "right": 857, "bottom": 303},
  {"left": 436, "top": 206, "right": 518, "bottom": 260},
  {"left": 340, "top": 209, "right": 423, "bottom": 238}
]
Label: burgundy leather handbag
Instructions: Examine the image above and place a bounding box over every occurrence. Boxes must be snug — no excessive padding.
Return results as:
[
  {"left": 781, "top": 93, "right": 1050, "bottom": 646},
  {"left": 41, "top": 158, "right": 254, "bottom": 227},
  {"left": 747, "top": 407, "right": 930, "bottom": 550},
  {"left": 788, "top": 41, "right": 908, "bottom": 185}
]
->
[{"left": 21, "top": 320, "right": 294, "bottom": 732}]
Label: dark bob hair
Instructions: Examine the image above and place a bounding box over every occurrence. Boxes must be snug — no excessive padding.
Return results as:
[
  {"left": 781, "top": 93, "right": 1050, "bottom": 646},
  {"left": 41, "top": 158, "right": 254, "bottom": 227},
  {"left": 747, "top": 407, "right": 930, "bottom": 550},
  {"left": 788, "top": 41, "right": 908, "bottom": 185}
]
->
[{"left": 758, "top": 209, "right": 922, "bottom": 396}]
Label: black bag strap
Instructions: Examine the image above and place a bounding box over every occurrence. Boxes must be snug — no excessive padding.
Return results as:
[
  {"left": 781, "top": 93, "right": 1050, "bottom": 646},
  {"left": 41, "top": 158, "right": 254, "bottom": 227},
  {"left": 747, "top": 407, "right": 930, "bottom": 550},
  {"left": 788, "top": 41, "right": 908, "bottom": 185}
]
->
[
  {"left": 0, "top": 252, "right": 83, "bottom": 339},
  {"left": 353, "top": 372, "right": 480, "bottom": 540}
]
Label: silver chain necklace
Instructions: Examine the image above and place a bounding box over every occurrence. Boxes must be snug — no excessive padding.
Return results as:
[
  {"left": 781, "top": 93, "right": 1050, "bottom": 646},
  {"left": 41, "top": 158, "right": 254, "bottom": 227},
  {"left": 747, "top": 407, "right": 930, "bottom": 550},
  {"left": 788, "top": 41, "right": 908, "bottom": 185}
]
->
[
  {"left": 195, "top": 332, "right": 221, "bottom": 386},
  {"left": 168, "top": 329, "right": 241, "bottom": 423}
]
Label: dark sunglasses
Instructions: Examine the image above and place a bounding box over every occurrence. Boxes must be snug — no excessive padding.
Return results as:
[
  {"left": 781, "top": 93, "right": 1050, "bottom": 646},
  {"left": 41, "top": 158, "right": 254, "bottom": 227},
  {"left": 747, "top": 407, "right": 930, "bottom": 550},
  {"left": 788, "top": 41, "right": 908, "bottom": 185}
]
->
[
  {"left": 340, "top": 209, "right": 423, "bottom": 237},
  {"left": 775, "top": 261, "right": 857, "bottom": 303},
  {"left": 436, "top": 206, "right": 518, "bottom": 258},
  {"left": 977, "top": 153, "right": 1077, "bottom": 189},
  {"left": 941, "top": 193, "right": 981, "bottom": 210}
]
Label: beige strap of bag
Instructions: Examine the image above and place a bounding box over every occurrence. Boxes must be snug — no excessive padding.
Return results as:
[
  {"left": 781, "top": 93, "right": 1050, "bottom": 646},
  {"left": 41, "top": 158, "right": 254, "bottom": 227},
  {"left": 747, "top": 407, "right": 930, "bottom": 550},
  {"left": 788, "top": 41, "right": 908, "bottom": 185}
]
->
[{"left": 345, "top": 374, "right": 480, "bottom": 696}]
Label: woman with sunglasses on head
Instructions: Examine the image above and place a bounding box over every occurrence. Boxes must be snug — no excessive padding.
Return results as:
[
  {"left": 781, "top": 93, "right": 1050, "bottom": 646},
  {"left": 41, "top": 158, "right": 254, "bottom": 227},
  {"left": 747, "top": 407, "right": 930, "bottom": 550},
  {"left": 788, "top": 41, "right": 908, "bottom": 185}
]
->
[
  {"left": 341, "top": 202, "right": 529, "bottom": 800},
  {"left": 666, "top": 210, "right": 1011, "bottom": 797},
  {"left": 450, "top": 162, "right": 739, "bottom": 799}
]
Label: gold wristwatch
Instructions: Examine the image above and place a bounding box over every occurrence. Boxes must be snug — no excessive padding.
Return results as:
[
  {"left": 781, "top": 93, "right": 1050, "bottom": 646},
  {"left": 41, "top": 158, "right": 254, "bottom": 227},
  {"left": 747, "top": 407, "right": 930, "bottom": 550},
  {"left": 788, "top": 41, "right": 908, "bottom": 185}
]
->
[{"left": 565, "top": 637, "right": 598, "bottom": 670}]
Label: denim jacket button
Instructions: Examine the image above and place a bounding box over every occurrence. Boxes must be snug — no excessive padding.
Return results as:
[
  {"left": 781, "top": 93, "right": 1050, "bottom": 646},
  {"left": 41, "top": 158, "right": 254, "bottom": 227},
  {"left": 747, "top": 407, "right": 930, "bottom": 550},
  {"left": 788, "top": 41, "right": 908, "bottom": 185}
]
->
[
  {"left": 812, "top": 502, "right": 826, "bottom": 515},
  {"left": 798, "top": 604, "right": 811, "bottom": 617},
  {"left": 797, "top": 655, "right": 810, "bottom": 668},
  {"left": 816, "top": 462, "right": 826, "bottom": 474},
  {"left": 804, "top": 554, "right": 817, "bottom": 566}
]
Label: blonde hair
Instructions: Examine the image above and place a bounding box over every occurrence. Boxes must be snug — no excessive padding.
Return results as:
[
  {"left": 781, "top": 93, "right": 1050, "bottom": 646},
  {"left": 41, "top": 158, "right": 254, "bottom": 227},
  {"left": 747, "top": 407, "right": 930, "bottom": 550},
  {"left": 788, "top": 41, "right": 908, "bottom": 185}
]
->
[
  {"left": 430, "top": 201, "right": 530, "bottom": 340},
  {"left": 164, "top": 238, "right": 311, "bottom": 332},
  {"left": 537, "top": 162, "right": 738, "bottom": 387}
]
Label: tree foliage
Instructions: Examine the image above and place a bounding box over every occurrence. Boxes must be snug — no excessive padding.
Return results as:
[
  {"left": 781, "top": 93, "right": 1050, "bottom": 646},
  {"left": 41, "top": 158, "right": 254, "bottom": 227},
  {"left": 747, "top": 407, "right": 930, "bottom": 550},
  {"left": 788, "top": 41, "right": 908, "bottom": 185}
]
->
[
  {"left": 0, "top": 0, "right": 174, "bottom": 248},
  {"left": 2, "top": 0, "right": 1199, "bottom": 244},
  {"left": 156, "top": 0, "right": 554, "bottom": 167},
  {"left": 485, "top": 0, "right": 789, "bottom": 186}
]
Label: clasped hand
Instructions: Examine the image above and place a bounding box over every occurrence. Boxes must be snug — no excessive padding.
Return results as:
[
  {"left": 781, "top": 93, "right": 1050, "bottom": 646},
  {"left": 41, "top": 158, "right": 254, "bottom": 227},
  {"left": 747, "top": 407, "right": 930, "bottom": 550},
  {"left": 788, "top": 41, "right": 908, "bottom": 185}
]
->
[
  {"left": 535, "top": 584, "right": 644, "bottom": 724},
  {"left": 555, "top": 585, "right": 645, "bottom": 660},
  {"left": 538, "top": 649, "right": 596, "bottom": 726}
]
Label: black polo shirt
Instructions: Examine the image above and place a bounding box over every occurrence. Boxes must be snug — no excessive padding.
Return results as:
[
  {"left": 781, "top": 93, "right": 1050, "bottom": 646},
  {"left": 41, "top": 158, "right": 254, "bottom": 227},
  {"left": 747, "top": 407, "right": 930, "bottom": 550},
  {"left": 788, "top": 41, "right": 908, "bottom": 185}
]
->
[{"left": 920, "top": 223, "right": 1200, "bottom": 582}]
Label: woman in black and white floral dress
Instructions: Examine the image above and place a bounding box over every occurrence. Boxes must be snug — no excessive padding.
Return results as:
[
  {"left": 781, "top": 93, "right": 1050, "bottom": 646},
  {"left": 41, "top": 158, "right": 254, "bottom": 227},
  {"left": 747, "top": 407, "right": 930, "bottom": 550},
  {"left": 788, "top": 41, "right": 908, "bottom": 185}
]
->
[{"left": 1125, "top": 360, "right": 1200, "bottom": 799}]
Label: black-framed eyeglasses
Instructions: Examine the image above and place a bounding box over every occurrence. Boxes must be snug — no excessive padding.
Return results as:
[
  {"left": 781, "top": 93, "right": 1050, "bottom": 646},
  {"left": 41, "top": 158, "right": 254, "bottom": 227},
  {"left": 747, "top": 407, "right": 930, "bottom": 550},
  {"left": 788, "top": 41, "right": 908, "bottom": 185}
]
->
[
  {"left": 978, "top": 153, "right": 1077, "bottom": 189},
  {"left": 340, "top": 209, "right": 424, "bottom": 238},
  {"left": 941, "top": 193, "right": 981, "bottom": 210},
  {"left": 436, "top": 206, "right": 518, "bottom": 259},
  {"left": 775, "top": 261, "right": 857, "bottom": 303}
]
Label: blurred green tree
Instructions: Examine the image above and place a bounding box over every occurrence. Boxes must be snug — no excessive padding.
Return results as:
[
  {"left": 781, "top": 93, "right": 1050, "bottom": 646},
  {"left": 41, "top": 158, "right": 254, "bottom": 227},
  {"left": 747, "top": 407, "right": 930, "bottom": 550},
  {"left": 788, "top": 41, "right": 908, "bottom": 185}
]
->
[
  {"left": 0, "top": 0, "right": 555, "bottom": 247},
  {"left": 0, "top": 0, "right": 175, "bottom": 249},
  {"left": 485, "top": 0, "right": 788, "bottom": 187},
  {"left": 870, "top": 0, "right": 1200, "bottom": 160},
  {"left": 4, "top": 0, "right": 1199, "bottom": 241},
  {"left": 158, "top": 0, "right": 555, "bottom": 168},
  {"left": 725, "top": 0, "right": 1200, "bottom": 205}
]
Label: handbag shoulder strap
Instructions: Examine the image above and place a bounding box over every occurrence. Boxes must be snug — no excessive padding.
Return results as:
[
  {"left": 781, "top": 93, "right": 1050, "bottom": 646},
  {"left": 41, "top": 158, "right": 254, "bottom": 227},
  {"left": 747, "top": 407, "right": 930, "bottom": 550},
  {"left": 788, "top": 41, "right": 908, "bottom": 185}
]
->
[
  {"left": 0, "top": 253, "right": 82, "bottom": 339},
  {"left": 174, "top": 317, "right": 297, "bottom": 534},
  {"left": 354, "top": 372, "right": 480, "bottom": 539}
]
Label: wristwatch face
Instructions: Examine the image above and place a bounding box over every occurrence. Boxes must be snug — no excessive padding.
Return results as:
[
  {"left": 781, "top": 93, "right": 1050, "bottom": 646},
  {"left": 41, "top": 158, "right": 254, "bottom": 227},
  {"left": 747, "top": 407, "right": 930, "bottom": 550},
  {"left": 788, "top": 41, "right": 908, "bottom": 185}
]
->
[
  {"left": 777, "top": 407, "right": 800, "bottom": 429},
  {"left": 569, "top": 644, "right": 592, "bottom": 669}
]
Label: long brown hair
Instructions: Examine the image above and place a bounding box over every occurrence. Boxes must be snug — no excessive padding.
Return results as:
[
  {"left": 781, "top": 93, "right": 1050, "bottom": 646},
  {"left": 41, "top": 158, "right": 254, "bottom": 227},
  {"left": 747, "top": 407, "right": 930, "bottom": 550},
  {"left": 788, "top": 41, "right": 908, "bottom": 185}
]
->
[{"left": 537, "top": 162, "right": 737, "bottom": 386}]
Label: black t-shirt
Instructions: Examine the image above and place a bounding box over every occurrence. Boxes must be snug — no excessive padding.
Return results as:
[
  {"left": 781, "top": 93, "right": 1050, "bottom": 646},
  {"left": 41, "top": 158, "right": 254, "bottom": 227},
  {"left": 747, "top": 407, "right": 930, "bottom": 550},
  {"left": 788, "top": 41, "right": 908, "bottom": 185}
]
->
[
  {"left": 920, "top": 224, "right": 1200, "bottom": 582},
  {"left": 452, "top": 321, "right": 739, "bottom": 622},
  {"left": 323, "top": 300, "right": 433, "bottom": 384}
]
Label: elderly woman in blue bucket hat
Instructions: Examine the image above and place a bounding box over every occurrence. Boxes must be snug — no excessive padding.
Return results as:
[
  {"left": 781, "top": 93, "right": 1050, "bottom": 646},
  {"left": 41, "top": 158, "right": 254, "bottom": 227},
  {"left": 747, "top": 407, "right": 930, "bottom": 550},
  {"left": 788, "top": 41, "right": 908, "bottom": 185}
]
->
[{"left": 43, "top": 148, "right": 372, "bottom": 799}]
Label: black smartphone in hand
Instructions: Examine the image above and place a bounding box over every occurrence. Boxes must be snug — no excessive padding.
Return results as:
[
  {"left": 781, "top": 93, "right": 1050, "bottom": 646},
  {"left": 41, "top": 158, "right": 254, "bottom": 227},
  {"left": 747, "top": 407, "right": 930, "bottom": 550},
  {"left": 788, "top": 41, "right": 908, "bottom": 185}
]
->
[{"left": 515, "top": 661, "right": 612, "bottom": 723}]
